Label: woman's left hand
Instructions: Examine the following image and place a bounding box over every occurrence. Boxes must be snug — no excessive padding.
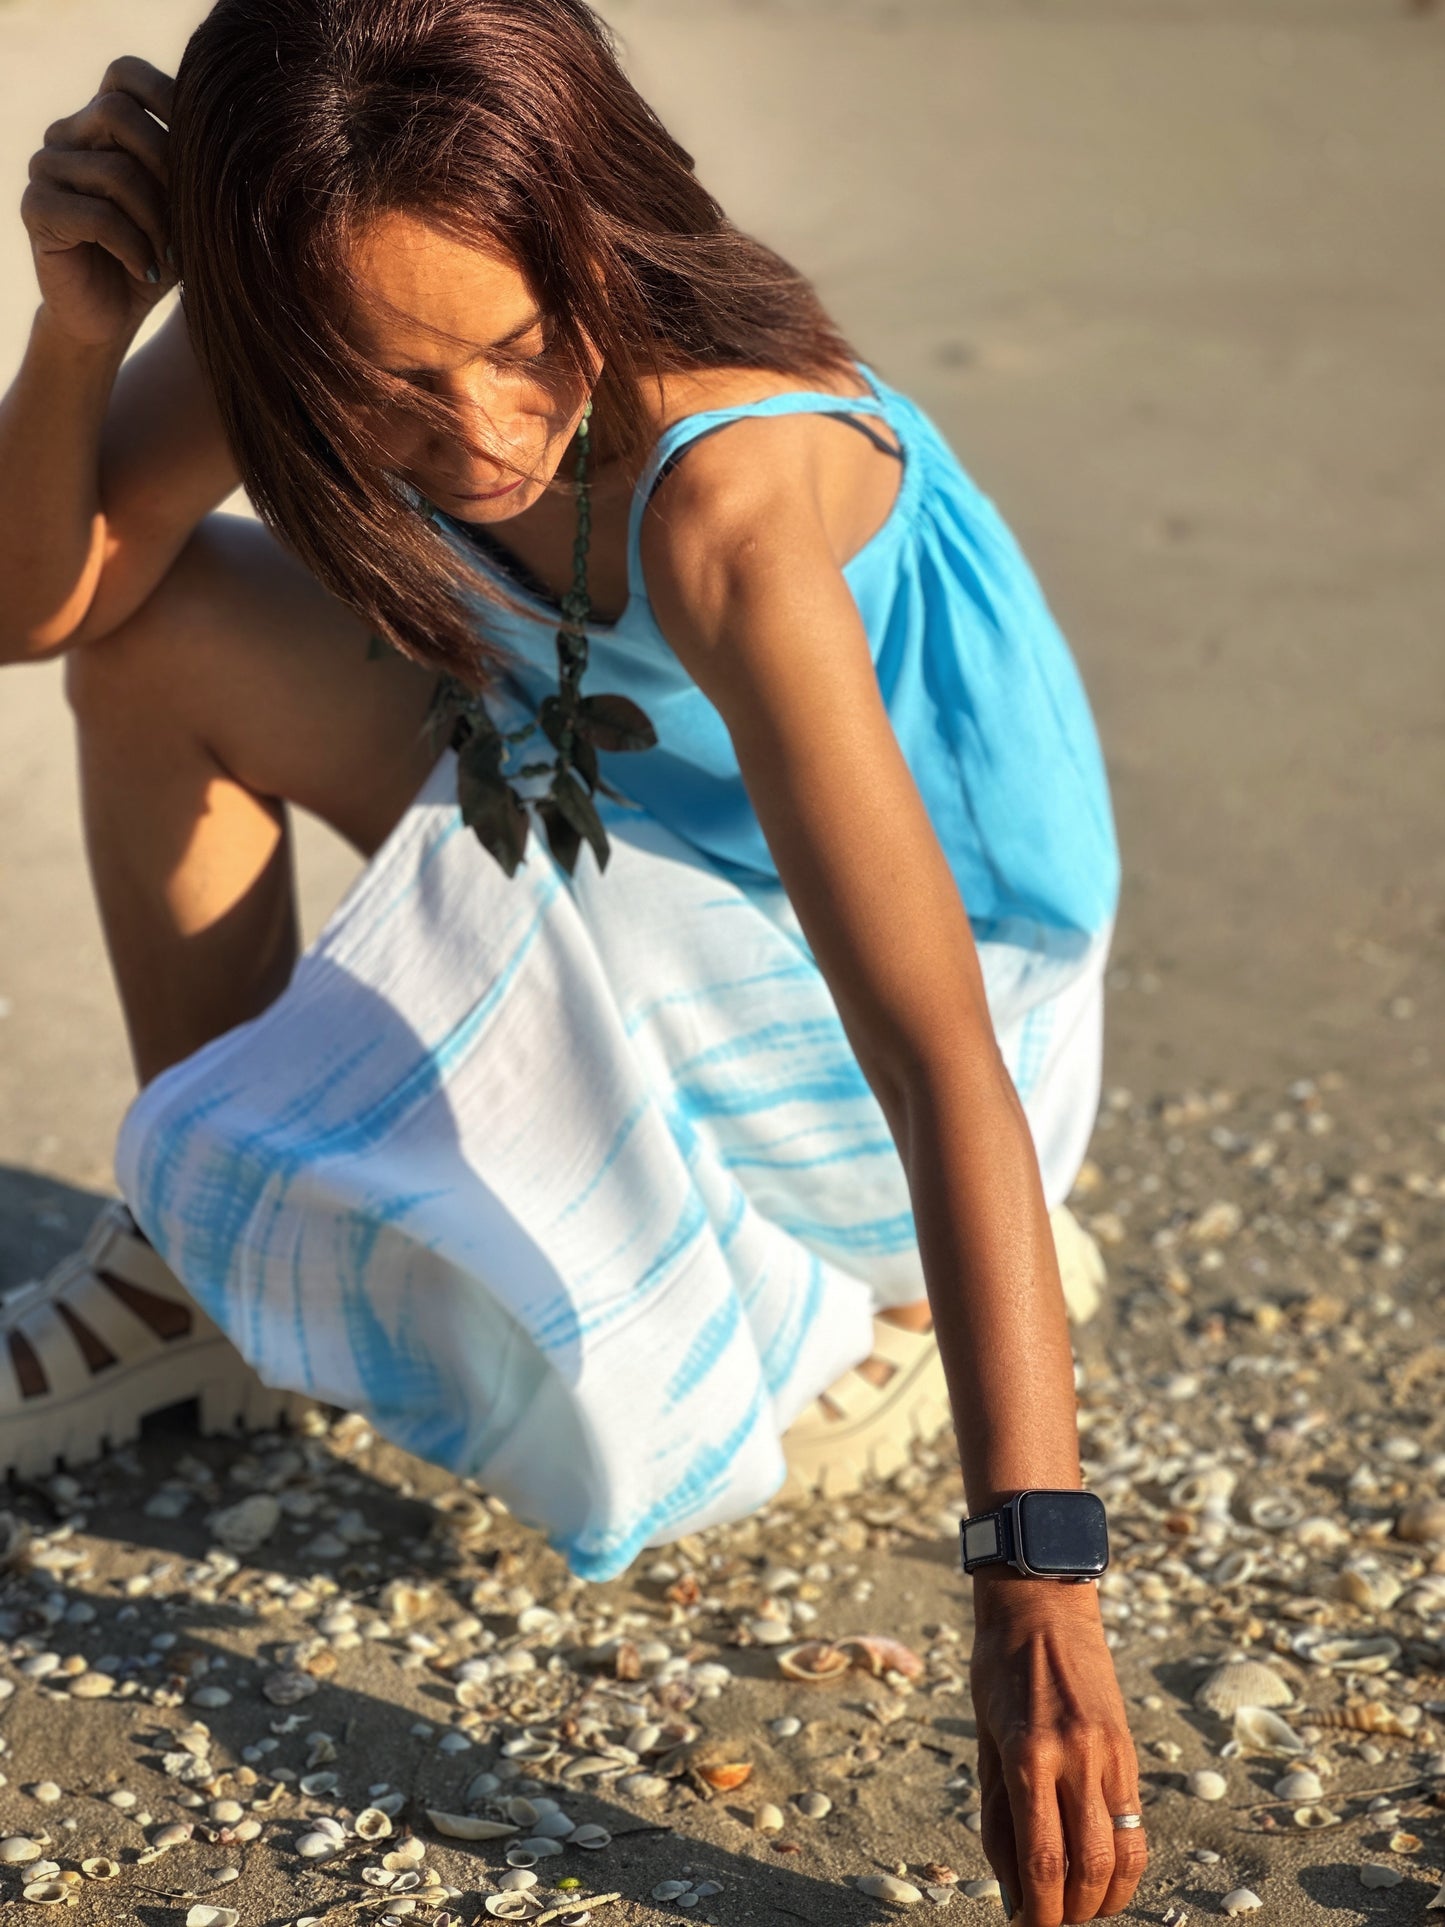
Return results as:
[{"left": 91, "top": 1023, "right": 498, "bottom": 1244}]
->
[{"left": 968, "top": 1577, "right": 1147, "bottom": 1927}]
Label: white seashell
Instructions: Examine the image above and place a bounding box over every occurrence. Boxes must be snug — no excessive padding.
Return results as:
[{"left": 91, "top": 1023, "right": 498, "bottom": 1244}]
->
[
  {"left": 1273, "top": 1770, "right": 1322, "bottom": 1801},
  {"left": 618, "top": 1773, "right": 669, "bottom": 1800},
  {"left": 499, "top": 1870, "right": 539, "bottom": 1892},
  {"left": 570, "top": 1824, "right": 611, "bottom": 1849},
  {"left": 382, "top": 1838, "right": 427, "bottom": 1868},
  {"left": 208, "top": 1493, "right": 281, "bottom": 1554},
  {"left": 26, "top": 1862, "right": 62, "bottom": 1882},
  {"left": 1293, "top": 1632, "right": 1400, "bottom": 1672},
  {"left": 299, "top": 1771, "right": 338, "bottom": 1796},
  {"left": 0, "top": 1838, "right": 41, "bottom": 1863},
  {"left": 1211, "top": 1550, "right": 1257, "bottom": 1587},
  {"left": 1195, "top": 1659, "right": 1294, "bottom": 1715},
  {"left": 80, "top": 1857, "right": 120, "bottom": 1880},
  {"left": 500, "top": 1736, "right": 557, "bottom": 1763},
  {"left": 362, "top": 1869, "right": 397, "bottom": 1888},
  {"left": 1232, "top": 1706, "right": 1304, "bottom": 1755},
  {"left": 151, "top": 1823, "right": 194, "bottom": 1850},
  {"left": 502, "top": 1798, "right": 539, "bottom": 1828},
  {"left": 1427, "top": 1883, "right": 1445, "bottom": 1910},
  {"left": 1295, "top": 1515, "right": 1350, "bottom": 1552},
  {"left": 425, "top": 1812, "right": 518, "bottom": 1840},
  {"left": 1358, "top": 1865, "right": 1404, "bottom": 1889},
  {"left": 485, "top": 1893, "right": 541, "bottom": 1918},
  {"left": 963, "top": 1879, "right": 1002, "bottom": 1900},
  {"left": 514, "top": 1837, "right": 565, "bottom": 1857},
  {"left": 20, "top": 1881, "right": 70, "bottom": 1906},
  {"left": 1185, "top": 1770, "right": 1227, "bottom": 1802},
  {"left": 67, "top": 1670, "right": 116, "bottom": 1698},
  {"left": 1170, "top": 1466, "right": 1237, "bottom": 1513},
  {"left": 1221, "top": 1890, "right": 1262, "bottom": 1915},
  {"left": 354, "top": 1808, "right": 394, "bottom": 1840},
  {"left": 1292, "top": 1805, "right": 1340, "bottom": 1829},
  {"left": 856, "top": 1873, "right": 924, "bottom": 1906},
  {"left": 753, "top": 1803, "right": 786, "bottom": 1832},
  {"left": 504, "top": 1849, "right": 538, "bottom": 1870},
  {"left": 652, "top": 1886, "right": 693, "bottom": 1904},
  {"left": 1249, "top": 1494, "right": 1302, "bottom": 1532},
  {"left": 795, "top": 1791, "right": 833, "bottom": 1818},
  {"left": 186, "top": 1909, "right": 241, "bottom": 1927},
  {"left": 297, "top": 1832, "right": 343, "bottom": 1860},
  {"left": 526, "top": 1811, "right": 574, "bottom": 1839},
  {"left": 1333, "top": 1561, "right": 1403, "bottom": 1612},
  {"left": 1400, "top": 1576, "right": 1445, "bottom": 1618}
]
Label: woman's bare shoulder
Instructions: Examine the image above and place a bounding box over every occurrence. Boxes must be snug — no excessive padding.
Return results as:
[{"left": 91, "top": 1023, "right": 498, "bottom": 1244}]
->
[{"left": 650, "top": 359, "right": 873, "bottom": 431}]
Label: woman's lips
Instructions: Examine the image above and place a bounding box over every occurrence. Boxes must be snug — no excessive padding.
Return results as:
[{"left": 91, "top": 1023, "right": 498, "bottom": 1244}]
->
[{"left": 447, "top": 475, "right": 525, "bottom": 502}]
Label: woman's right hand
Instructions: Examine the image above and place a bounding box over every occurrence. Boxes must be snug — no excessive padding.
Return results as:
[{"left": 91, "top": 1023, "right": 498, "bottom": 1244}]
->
[{"left": 20, "top": 56, "right": 177, "bottom": 349}]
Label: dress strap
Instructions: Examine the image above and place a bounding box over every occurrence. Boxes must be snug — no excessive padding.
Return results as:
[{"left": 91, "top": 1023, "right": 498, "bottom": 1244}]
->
[{"left": 626, "top": 361, "right": 898, "bottom": 594}]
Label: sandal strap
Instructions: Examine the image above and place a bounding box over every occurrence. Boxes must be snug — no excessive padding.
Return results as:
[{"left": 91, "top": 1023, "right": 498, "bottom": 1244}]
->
[
  {"left": 11, "top": 1298, "right": 95, "bottom": 1403},
  {"left": 865, "top": 1315, "right": 937, "bottom": 1371}
]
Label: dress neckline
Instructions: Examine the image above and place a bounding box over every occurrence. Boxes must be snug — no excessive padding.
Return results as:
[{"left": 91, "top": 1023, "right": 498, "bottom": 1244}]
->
[{"left": 435, "top": 360, "right": 901, "bottom": 636}]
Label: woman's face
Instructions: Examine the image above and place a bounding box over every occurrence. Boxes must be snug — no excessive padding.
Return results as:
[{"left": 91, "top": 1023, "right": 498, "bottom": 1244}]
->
[{"left": 340, "top": 209, "right": 597, "bottom": 520}]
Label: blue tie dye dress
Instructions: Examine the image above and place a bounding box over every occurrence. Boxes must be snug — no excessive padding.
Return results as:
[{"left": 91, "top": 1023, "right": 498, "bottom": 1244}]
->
[{"left": 115, "top": 360, "right": 1120, "bottom": 1581}]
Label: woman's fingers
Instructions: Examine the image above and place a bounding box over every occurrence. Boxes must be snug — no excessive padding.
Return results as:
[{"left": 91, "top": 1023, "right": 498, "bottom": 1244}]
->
[
  {"left": 96, "top": 54, "right": 175, "bottom": 128},
  {"left": 1057, "top": 1771, "right": 1125, "bottom": 1925},
  {"left": 978, "top": 1725, "right": 1023, "bottom": 1916},
  {"left": 43, "top": 84, "right": 171, "bottom": 189},
  {"left": 28, "top": 146, "right": 169, "bottom": 271},
  {"left": 1094, "top": 1756, "right": 1149, "bottom": 1918},
  {"left": 1000, "top": 1738, "right": 1068, "bottom": 1927}
]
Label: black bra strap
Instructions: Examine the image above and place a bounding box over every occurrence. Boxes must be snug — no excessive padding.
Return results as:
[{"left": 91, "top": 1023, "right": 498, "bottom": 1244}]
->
[{"left": 647, "top": 410, "right": 904, "bottom": 509}]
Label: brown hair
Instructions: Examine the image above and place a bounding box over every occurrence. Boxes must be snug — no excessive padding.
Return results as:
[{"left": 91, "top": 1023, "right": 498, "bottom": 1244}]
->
[{"left": 169, "top": 0, "right": 863, "bottom": 692}]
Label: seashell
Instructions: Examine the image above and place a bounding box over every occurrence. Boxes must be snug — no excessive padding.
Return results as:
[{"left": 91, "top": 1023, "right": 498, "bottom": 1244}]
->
[
  {"left": 753, "top": 1803, "right": 786, "bottom": 1832},
  {"left": 835, "top": 1634, "right": 925, "bottom": 1680},
  {"left": 1211, "top": 1550, "right": 1257, "bottom": 1587},
  {"left": 0, "top": 1839, "right": 42, "bottom": 1863},
  {"left": 525, "top": 1811, "right": 575, "bottom": 1840},
  {"left": 1292, "top": 1632, "right": 1399, "bottom": 1673},
  {"left": 300, "top": 1771, "right": 339, "bottom": 1796},
  {"left": 263, "top": 1667, "right": 320, "bottom": 1705},
  {"left": 1170, "top": 1466, "right": 1237, "bottom": 1513},
  {"left": 963, "top": 1879, "right": 1001, "bottom": 1900},
  {"left": 208, "top": 1493, "right": 281, "bottom": 1554},
  {"left": 1333, "top": 1559, "right": 1404, "bottom": 1612},
  {"left": 362, "top": 1869, "right": 397, "bottom": 1888},
  {"left": 571, "top": 1824, "right": 611, "bottom": 1849},
  {"left": 777, "top": 1641, "right": 851, "bottom": 1683},
  {"left": 514, "top": 1837, "right": 565, "bottom": 1858},
  {"left": 1295, "top": 1515, "right": 1350, "bottom": 1552},
  {"left": 1185, "top": 1770, "right": 1227, "bottom": 1801},
  {"left": 653, "top": 1886, "right": 693, "bottom": 1904},
  {"left": 150, "top": 1822, "right": 195, "bottom": 1851},
  {"left": 1249, "top": 1494, "right": 1303, "bottom": 1532},
  {"left": 1273, "top": 1770, "right": 1322, "bottom": 1802},
  {"left": 502, "top": 1798, "right": 540, "bottom": 1828},
  {"left": 1232, "top": 1706, "right": 1304, "bottom": 1755},
  {"left": 695, "top": 1761, "right": 753, "bottom": 1791},
  {"left": 795, "top": 1792, "right": 833, "bottom": 1818},
  {"left": 1427, "top": 1884, "right": 1445, "bottom": 1911},
  {"left": 855, "top": 1873, "right": 924, "bottom": 1906},
  {"left": 1308, "top": 1701, "right": 1419, "bottom": 1736},
  {"left": 354, "top": 1808, "right": 393, "bottom": 1841},
  {"left": 1396, "top": 1499, "right": 1445, "bottom": 1545},
  {"left": 485, "top": 1898, "right": 541, "bottom": 1920},
  {"left": 1291, "top": 1805, "right": 1340, "bottom": 1828},
  {"left": 186, "top": 1910, "right": 241, "bottom": 1927},
  {"left": 500, "top": 1736, "right": 557, "bottom": 1763},
  {"left": 1195, "top": 1659, "right": 1294, "bottom": 1715},
  {"left": 383, "top": 1839, "right": 427, "bottom": 1870},
  {"left": 80, "top": 1857, "right": 120, "bottom": 1880},
  {"left": 21, "top": 1883, "right": 71, "bottom": 1906},
  {"left": 1221, "top": 1891, "right": 1262, "bottom": 1915},
  {"left": 1389, "top": 1832, "right": 1420, "bottom": 1853},
  {"left": 1358, "top": 1865, "right": 1404, "bottom": 1889},
  {"left": 1400, "top": 1576, "right": 1445, "bottom": 1618},
  {"left": 380, "top": 1579, "right": 436, "bottom": 1626},
  {"left": 500, "top": 1869, "right": 539, "bottom": 1892},
  {"left": 297, "top": 1832, "right": 343, "bottom": 1859},
  {"left": 504, "top": 1848, "right": 539, "bottom": 1870},
  {"left": 426, "top": 1812, "right": 519, "bottom": 1841}
]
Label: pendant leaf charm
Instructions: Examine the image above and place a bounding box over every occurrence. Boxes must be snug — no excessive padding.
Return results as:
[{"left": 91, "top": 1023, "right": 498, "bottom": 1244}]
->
[
  {"left": 457, "top": 730, "right": 530, "bottom": 876},
  {"left": 575, "top": 692, "right": 657, "bottom": 754}
]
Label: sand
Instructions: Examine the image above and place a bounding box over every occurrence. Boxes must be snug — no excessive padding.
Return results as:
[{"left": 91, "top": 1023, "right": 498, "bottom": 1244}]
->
[{"left": 0, "top": 1, "right": 1442, "bottom": 1921}]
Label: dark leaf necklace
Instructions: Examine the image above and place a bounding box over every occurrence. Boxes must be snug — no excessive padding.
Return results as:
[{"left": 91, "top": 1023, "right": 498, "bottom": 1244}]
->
[{"left": 375, "top": 396, "right": 658, "bottom": 879}]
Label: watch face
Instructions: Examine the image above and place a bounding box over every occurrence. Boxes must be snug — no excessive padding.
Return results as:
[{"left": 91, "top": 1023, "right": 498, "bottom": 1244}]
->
[{"left": 1016, "top": 1491, "right": 1109, "bottom": 1575}]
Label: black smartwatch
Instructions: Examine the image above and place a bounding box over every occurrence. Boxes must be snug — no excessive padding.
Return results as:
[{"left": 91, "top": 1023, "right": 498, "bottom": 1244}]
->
[{"left": 959, "top": 1488, "right": 1109, "bottom": 1582}]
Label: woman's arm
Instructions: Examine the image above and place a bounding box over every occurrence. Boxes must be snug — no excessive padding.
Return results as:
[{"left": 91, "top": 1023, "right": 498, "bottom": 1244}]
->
[{"left": 641, "top": 427, "right": 1146, "bottom": 1927}]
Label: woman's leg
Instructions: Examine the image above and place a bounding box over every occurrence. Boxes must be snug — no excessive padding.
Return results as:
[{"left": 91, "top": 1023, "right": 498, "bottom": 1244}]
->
[{"left": 63, "top": 512, "right": 446, "bottom": 1089}]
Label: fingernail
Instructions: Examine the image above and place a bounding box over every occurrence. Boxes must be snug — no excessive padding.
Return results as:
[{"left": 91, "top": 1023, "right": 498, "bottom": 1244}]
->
[
  {"left": 145, "top": 264, "right": 160, "bottom": 284},
  {"left": 1002, "top": 1893, "right": 1015, "bottom": 1922}
]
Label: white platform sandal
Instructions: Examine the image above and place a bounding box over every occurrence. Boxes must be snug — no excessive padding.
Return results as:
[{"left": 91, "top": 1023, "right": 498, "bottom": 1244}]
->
[
  {"left": 0, "top": 1197, "right": 315, "bottom": 1484},
  {"left": 778, "top": 1203, "right": 1107, "bottom": 1503}
]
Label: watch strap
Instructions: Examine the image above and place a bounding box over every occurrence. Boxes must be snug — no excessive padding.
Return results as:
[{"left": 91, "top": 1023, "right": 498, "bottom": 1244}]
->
[{"left": 959, "top": 1503, "right": 1016, "bottom": 1572}]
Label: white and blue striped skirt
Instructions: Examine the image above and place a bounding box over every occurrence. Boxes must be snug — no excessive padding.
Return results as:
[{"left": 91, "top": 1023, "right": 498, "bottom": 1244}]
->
[{"left": 116, "top": 743, "right": 1112, "bottom": 1581}]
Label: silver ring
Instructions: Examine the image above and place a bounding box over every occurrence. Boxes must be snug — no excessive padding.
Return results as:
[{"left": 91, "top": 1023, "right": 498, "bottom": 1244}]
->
[{"left": 1111, "top": 1812, "right": 1143, "bottom": 1830}]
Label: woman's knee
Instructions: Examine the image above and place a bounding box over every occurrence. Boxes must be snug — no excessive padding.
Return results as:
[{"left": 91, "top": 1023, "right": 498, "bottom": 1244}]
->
[{"left": 62, "top": 515, "right": 250, "bottom": 725}]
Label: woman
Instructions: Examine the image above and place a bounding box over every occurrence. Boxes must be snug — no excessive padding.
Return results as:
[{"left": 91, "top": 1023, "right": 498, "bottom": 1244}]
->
[{"left": 0, "top": 1, "right": 1145, "bottom": 1917}]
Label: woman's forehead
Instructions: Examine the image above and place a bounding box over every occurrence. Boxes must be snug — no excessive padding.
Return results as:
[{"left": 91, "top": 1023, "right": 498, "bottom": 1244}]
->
[{"left": 339, "top": 210, "right": 536, "bottom": 367}]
